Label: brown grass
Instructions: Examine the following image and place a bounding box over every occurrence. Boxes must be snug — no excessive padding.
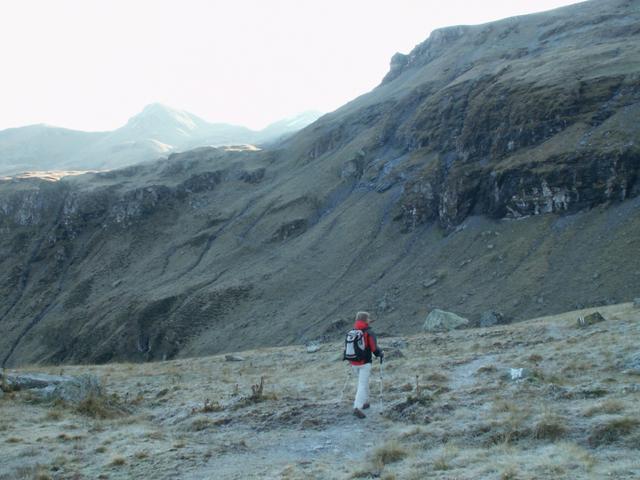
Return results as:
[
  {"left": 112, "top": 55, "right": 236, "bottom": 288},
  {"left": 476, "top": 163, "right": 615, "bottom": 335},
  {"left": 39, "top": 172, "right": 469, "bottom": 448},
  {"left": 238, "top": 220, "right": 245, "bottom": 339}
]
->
[
  {"left": 75, "top": 393, "right": 126, "bottom": 419},
  {"left": 583, "top": 399, "right": 625, "bottom": 417},
  {"left": 588, "top": 417, "right": 640, "bottom": 446},
  {"left": 109, "top": 456, "right": 126, "bottom": 466},
  {"left": 191, "top": 398, "right": 223, "bottom": 414},
  {"left": 134, "top": 450, "right": 149, "bottom": 459},
  {"left": 532, "top": 413, "right": 568, "bottom": 441},
  {"left": 190, "top": 418, "right": 214, "bottom": 431},
  {"left": 372, "top": 440, "right": 408, "bottom": 469}
]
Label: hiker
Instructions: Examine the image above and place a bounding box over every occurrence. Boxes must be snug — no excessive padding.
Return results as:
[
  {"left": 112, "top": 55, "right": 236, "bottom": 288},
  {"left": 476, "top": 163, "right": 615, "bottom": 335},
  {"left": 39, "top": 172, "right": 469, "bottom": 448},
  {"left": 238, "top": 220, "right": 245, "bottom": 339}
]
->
[{"left": 344, "top": 311, "right": 383, "bottom": 418}]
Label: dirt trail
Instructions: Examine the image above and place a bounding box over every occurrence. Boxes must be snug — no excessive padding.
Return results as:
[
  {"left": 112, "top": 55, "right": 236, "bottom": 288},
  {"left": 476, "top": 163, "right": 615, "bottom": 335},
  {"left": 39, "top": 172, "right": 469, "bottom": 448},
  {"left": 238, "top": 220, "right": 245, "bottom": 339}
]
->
[{"left": 448, "top": 354, "right": 500, "bottom": 391}]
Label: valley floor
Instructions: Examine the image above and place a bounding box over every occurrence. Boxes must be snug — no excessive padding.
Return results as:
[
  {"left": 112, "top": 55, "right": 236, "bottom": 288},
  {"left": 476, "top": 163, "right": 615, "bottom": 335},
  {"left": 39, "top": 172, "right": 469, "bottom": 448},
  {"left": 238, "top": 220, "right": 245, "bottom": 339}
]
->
[{"left": 1, "top": 303, "right": 639, "bottom": 479}]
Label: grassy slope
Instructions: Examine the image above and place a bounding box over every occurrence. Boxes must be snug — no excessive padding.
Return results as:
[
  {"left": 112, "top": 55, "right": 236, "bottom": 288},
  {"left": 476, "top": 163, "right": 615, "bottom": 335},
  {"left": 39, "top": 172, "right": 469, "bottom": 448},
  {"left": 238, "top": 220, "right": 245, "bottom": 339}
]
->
[{"left": 1, "top": 303, "right": 639, "bottom": 479}]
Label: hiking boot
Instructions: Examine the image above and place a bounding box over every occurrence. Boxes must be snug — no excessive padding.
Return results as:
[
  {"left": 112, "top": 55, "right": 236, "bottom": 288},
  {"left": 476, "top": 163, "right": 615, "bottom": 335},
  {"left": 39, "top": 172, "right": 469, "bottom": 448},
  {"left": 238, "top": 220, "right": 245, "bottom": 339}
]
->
[
  {"left": 353, "top": 408, "right": 366, "bottom": 419},
  {"left": 362, "top": 403, "right": 370, "bottom": 410}
]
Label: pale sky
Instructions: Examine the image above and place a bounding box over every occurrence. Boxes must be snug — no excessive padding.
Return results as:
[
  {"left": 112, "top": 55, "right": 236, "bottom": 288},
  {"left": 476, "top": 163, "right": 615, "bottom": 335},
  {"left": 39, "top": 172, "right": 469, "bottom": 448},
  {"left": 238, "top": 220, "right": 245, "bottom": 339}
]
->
[{"left": 0, "top": 0, "right": 582, "bottom": 131}]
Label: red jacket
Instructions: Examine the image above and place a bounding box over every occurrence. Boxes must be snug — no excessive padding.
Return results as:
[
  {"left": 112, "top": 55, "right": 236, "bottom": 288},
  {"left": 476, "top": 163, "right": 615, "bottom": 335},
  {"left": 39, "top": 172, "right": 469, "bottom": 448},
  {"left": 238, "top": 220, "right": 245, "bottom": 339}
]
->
[{"left": 349, "top": 320, "right": 382, "bottom": 366}]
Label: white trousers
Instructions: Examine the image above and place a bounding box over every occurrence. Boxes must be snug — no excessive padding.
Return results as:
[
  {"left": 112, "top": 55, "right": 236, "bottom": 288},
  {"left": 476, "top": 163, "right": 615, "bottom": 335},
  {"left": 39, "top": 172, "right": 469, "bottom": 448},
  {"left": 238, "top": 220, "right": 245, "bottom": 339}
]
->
[{"left": 352, "top": 363, "right": 372, "bottom": 409}]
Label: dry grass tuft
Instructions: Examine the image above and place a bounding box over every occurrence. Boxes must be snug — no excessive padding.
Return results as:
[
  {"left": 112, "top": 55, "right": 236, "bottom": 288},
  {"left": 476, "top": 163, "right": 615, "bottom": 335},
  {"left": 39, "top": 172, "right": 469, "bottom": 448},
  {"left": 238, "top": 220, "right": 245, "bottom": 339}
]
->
[
  {"left": 109, "top": 456, "right": 126, "bottom": 466},
  {"left": 44, "top": 408, "right": 64, "bottom": 421},
  {"left": 425, "top": 372, "right": 448, "bottom": 383},
  {"left": 500, "top": 466, "right": 519, "bottom": 480},
  {"left": 532, "top": 412, "right": 567, "bottom": 440},
  {"left": 486, "top": 401, "right": 532, "bottom": 444},
  {"left": 583, "top": 399, "right": 625, "bottom": 417},
  {"left": 191, "top": 398, "right": 223, "bottom": 414},
  {"left": 134, "top": 450, "right": 149, "bottom": 460},
  {"left": 527, "top": 353, "right": 543, "bottom": 363},
  {"left": 433, "top": 456, "right": 450, "bottom": 471},
  {"left": 75, "top": 393, "right": 127, "bottom": 419},
  {"left": 372, "top": 440, "right": 408, "bottom": 469},
  {"left": 476, "top": 364, "right": 497, "bottom": 375},
  {"left": 1, "top": 368, "right": 14, "bottom": 393},
  {"left": 588, "top": 416, "right": 640, "bottom": 446},
  {"left": 348, "top": 468, "right": 379, "bottom": 479},
  {"left": 190, "top": 417, "right": 214, "bottom": 431}
]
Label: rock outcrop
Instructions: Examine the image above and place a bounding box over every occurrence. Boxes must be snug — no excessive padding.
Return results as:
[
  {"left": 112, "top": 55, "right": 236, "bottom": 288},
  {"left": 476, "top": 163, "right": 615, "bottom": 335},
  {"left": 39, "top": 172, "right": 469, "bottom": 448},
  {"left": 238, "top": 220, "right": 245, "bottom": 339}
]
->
[{"left": 423, "top": 309, "right": 469, "bottom": 332}]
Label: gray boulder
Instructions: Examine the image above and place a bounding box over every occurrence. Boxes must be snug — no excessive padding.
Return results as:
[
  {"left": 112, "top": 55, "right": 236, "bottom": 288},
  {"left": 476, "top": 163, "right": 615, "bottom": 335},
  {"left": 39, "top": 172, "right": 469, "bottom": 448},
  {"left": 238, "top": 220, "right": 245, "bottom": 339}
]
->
[
  {"left": 423, "top": 309, "right": 469, "bottom": 332},
  {"left": 422, "top": 278, "right": 438, "bottom": 289},
  {"left": 225, "top": 354, "right": 245, "bottom": 362},
  {"left": 4, "top": 372, "right": 102, "bottom": 404},
  {"left": 306, "top": 342, "right": 321, "bottom": 353},
  {"left": 46, "top": 374, "right": 103, "bottom": 403},
  {"left": 4, "top": 372, "right": 78, "bottom": 391},
  {"left": 479, "top": 311, "right": 506, "bottom": 328},
  {"left": 576, "top": 311, "right": 606, "bottom": 327}
]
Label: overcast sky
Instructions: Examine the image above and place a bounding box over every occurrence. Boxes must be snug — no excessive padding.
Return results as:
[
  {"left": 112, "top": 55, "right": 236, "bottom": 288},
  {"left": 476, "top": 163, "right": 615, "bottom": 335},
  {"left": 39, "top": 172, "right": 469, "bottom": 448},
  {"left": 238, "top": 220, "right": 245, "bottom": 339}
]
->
[{"left": 0, "top": 0, "right": 582, "bottom": 131}]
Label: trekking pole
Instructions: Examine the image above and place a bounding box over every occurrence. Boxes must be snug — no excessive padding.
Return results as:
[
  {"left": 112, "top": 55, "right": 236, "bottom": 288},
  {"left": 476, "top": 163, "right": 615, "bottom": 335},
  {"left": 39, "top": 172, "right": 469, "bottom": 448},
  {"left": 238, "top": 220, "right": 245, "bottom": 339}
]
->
[
  {"left": 378, "top": 357, "right": 384, "bottom": 410},
  {"left": 337, "top": 367, "right": 351, "bottom": 404}
]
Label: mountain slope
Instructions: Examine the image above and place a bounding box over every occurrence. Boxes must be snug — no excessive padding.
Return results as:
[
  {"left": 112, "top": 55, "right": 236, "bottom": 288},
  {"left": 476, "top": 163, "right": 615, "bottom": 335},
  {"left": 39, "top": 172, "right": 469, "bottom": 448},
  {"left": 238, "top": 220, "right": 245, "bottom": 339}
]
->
[
  {"left": 0, "top": 105, "right": 322, "bottom": 175},
  {"left": 0, "top": 125, "right": 107, "bottom": 175},
  {"left": 0, "top": 0, "right": 638, "bottom": 367}
]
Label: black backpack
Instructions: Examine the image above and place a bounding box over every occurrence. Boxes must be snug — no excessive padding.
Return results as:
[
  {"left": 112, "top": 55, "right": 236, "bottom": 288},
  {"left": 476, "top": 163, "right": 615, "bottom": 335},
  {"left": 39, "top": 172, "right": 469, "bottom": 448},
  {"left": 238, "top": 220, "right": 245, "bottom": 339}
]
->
[{"left": 343, "top": 329, "right": 366, "bottom": 361}]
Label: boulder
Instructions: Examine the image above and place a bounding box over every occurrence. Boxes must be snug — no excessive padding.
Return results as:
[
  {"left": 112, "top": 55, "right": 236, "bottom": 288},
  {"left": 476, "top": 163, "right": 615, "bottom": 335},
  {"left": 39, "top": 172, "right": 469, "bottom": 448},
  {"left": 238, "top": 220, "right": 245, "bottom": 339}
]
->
[
  {"left": 4, "top": 372, "right": 78, "bottom": 391},
  {"left": 479, "top": 311, "right": 506, "bottom": 328},
  {"left": 4, "top": 372, "right": 102, "bottom": 404},
  {"left": 423, "top": 309, "right": 469, "bottom": 332},
  {"left": 576, "top": 311, "right": 606, "bottom": 327},
  {"left": 634, "top": 298, "right": 640, "bottom": 308},
  {"left": 39, "top": 374, "right": 103, "bottom": 403},
  {"left": 507, "top": 368, "right": 533, "bottom": 381},
  {"left": 306, "top": 343, "right": 321, "bottom": 353},
  {"left": 422, "top": 278, "right": 438, "bottom": 289},
  {"left": 225, "top": 354, "right": 245, "bottom": 362}
]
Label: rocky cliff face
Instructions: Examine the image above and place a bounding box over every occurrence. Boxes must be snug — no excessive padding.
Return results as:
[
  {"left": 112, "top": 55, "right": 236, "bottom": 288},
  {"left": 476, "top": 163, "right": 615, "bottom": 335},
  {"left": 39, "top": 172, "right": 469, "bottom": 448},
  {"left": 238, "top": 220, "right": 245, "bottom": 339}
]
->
[
  {"left": 1, "top": 0, "right": 639, "bottom": 367},
  {"left": 291, "top": 0, "right": 640, "bottom": 231}
]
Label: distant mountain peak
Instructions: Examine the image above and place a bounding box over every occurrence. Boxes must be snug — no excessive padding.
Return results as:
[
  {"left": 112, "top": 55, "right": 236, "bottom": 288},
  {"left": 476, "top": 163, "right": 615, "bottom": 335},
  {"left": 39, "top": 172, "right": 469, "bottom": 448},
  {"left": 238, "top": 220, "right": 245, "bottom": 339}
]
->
[{"left": 126, "top": 103, "right": 203, "bottom": 133}]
